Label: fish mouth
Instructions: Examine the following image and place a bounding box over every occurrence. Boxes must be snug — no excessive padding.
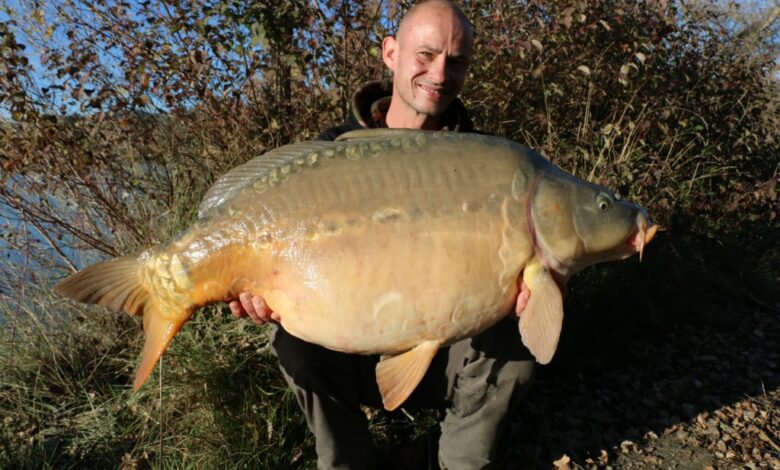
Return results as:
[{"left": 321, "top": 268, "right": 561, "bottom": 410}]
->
[{"left": 626, "top": 216, "right": 658, "bottom": 261}]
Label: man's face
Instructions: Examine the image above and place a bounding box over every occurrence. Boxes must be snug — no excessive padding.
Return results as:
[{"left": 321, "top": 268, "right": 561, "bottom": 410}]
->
[{"left": 382, "top": 6, "right": 473, "bottom": 120}]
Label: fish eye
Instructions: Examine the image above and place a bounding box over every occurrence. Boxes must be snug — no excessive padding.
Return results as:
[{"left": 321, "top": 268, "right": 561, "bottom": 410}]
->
[{"left": 596, "top": 193, "right": 612, "bottom": 211}]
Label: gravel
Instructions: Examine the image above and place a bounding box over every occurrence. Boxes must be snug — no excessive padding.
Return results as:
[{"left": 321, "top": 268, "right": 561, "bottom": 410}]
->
[{"left": 502, "top": 271, "right": 780, "bottom": 470}]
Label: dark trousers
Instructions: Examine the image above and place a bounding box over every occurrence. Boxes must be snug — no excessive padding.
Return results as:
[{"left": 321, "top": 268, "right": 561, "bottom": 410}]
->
[{"left": 272, "top": 315, "right": 536, "bottom": 470}]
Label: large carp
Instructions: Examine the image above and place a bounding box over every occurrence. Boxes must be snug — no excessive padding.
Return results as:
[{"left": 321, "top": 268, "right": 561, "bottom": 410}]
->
[{"left": 55, "top": 129, "right": 656, "bottom": 410}]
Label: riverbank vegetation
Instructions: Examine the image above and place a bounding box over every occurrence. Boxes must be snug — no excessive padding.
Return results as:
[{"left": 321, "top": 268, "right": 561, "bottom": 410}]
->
[{"left": 1, "top": 1, "right": 778, "bottom": 467}]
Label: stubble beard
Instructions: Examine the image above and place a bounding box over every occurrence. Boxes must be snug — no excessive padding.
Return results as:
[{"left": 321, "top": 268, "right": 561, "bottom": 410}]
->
[{"left": 406, "top": 82, "right": 451, "bottom": 118}]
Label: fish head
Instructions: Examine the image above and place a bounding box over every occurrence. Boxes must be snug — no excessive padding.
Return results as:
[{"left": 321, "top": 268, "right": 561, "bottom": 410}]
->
[{"left": 531, "top": 169, "right": 657, "bottom": 276}]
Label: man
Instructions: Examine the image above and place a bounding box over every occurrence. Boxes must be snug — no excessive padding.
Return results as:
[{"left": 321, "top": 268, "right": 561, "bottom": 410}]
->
[{"left": 230, "top": 1, "right": 535, "bottom": 468}]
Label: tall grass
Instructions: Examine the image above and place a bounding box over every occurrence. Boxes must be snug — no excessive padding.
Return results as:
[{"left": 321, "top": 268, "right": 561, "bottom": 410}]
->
[{"left": 1, "top": 265, "right": 315, "bottom": 468}]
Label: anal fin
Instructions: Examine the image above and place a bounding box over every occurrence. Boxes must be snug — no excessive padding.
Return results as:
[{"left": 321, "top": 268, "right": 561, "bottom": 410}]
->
[
  {"left": 519, "top": 266, "right": 564, "bottom": 364},
  {"left": 375, "top": 340, "right": 440, "bottom": 411}
]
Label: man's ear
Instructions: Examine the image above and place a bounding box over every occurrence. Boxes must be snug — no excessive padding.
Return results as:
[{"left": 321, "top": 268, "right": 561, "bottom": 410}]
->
[{"left": 382, "top": 36, "right": 398, "bottom": 72}]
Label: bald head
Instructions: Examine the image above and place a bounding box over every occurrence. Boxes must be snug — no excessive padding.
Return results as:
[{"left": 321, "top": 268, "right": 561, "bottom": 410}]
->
[
  {"left": 397, "top": 0, "right": 473, "bottom": 45},
  {"left": 381, "top": 0, "right": 474, "bottom": 130}
]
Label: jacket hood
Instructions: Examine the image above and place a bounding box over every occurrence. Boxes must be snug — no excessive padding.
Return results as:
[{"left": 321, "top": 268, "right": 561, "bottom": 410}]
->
[{"left": 350, "top": 79, "right": 473, "bottom": 132}]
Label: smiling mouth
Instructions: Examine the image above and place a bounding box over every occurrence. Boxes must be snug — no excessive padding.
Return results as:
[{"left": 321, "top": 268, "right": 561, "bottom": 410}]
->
[{"left": 417, "top": 82, "right": 448, "bottom": 99}]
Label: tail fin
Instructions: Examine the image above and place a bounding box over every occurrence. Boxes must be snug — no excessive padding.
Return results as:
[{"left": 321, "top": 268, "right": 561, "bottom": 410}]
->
[
  {"left": 54, "top": 254, "right": 189, "bottom": 391},
  {"left": 54, "top": 254, "right": 148, "bottom": 316}
]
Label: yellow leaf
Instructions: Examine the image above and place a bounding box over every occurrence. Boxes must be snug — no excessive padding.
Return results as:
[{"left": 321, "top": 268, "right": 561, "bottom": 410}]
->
[
  {"left": 553, "top": 454, "right": 572, "bottom": 470},
  {"left": 577, "top": 65, "right": 591, "bottom": 76},
  {"left": 619, "top": 64, "right": 630, "bottom": 86}
]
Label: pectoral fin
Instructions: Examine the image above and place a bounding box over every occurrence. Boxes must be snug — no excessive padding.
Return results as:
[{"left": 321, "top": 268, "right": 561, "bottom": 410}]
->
[
  {"left": 375, "top": 340, "right": 440, "bottom": 411},
  {"left": 518, "top": 266, "right": 564, "bottom": 364}
]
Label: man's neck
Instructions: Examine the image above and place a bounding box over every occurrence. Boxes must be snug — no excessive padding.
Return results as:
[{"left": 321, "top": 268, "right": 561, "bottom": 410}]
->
[{"left": 384, "top": 102, "right": 441, "bottom": 130}]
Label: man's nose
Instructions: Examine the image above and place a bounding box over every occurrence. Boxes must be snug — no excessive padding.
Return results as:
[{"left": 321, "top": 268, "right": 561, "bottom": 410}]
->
[{"left": 428, "top": 56, "right": 447, "bottom": 84}]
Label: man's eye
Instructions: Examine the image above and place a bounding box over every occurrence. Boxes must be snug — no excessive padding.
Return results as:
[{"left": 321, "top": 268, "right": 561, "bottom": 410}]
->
[{"left": 419, "top": 51, "right": 434, "bottom": 59}]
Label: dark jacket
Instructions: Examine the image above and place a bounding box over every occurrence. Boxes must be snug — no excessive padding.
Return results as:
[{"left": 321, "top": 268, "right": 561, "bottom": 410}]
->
[{"left": 317, "top": 79, "right": 474, "bottom": 141}]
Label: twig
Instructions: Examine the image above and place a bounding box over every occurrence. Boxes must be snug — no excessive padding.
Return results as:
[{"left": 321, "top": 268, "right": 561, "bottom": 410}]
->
[
  {"left": 6, "top": 219, "right": 30, "bottom": 374},
  {"left": 159, "top": 354, "right": 164, "bottom": 464},
  {"left": 23, "top": 213, "right": 78, "bottom": 273}
]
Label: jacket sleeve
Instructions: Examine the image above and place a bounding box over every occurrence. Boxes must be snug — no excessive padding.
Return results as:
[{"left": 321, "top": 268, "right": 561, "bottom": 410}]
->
[
  {"left": 316, "top": 114, "right": 364, "bottom": 141},
  {"left": 316, "top": 124, "right": 354, "bottom": 142}
]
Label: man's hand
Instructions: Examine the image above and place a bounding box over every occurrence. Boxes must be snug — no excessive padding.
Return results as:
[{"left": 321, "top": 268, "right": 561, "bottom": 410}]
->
[{"left": 229, "top": 293, "right": 280, "bottom": 325}]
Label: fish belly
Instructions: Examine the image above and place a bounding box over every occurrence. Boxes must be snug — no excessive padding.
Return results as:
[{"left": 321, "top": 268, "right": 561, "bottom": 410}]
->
[{"left": 265, "top": 211, "right": 522, "bottom": 354}]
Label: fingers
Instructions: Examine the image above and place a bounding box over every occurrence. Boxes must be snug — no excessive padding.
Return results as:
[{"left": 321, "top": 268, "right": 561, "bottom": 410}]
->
[
  {"left": 232, "top": 292, "right": 276, "bottom": 325},
  {"left": 515, "top": 280, "right": 531, "bottom": 317},
  {"left": 251, "top": 296, "right": 274, "bottom": 323},
  {"left": 255, "top": 297, "right": 280, "bottom": 323},
  {"left": 240, "top": 292, "right": 261, "bottom": 324},
  {"left": 239, "top": 292, "right": 254, "bottom": 315},
  {"left": 229, "top": 300, "right": 246, "bottom": 318}
]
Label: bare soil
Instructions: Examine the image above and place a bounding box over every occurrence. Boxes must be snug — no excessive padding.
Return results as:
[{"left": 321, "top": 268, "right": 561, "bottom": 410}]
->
[{"left": 503, "top": 273, "right": 780, "bottom": 469}]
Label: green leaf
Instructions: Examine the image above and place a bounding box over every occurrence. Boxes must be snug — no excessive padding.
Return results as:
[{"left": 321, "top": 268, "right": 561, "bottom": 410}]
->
[{"left": 250, "top": 22, "right": 266, "bottom": 48}]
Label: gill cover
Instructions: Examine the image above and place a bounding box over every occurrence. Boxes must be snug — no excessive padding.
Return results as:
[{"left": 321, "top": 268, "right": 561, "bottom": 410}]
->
[{"left": 531, "top": 169, "right": 645, "bottom": 274}]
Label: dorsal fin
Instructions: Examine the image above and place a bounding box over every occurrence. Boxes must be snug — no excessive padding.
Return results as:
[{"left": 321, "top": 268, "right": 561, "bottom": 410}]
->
[
  {"left": 335, "top": 128, "right": 436, "bottom": 142},
  {"left": 197, "top": 141, "right": 337, "bottom": 219}
]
